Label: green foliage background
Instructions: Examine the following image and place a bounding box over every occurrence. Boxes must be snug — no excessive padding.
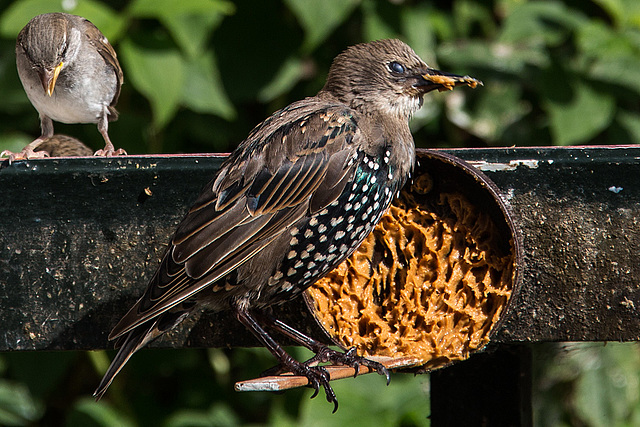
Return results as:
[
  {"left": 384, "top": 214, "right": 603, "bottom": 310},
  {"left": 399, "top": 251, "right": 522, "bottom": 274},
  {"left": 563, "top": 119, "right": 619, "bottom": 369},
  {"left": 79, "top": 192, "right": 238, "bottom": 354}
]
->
[
  {"left": 1, "top": 0, "right": 640, "bottom": 155},
  {"left": 0, "top": 0, "right": 639, "bottom": 425}
]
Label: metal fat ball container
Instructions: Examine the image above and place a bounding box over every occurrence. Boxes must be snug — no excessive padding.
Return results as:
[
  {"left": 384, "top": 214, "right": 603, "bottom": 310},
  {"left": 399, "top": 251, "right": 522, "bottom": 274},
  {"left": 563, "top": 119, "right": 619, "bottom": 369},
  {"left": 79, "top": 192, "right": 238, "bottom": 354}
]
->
[{"left": 304, "top": 149, "right": 523, "bottom": 371}]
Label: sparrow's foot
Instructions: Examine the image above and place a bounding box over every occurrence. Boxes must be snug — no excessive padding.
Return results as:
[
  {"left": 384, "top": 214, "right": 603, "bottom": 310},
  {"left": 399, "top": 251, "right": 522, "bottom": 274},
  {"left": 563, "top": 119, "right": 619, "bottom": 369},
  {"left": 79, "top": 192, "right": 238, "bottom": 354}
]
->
[
  {"left": 94, "top": 147, "right": 127, "bottom": 157},
  {"left": 1, "top": 148, "right": 49, "bottom": 164}
]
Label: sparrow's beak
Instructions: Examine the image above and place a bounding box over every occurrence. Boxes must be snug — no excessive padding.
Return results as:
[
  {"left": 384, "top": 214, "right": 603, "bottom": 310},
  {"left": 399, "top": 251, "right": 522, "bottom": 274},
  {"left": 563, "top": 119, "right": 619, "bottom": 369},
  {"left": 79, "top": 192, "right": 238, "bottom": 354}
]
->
[
  {"left": 39, "top": 61, "right": 64, "bottom": 96},
  {"left": 414, "top": 68, "right": 482, "bottom": 93}
]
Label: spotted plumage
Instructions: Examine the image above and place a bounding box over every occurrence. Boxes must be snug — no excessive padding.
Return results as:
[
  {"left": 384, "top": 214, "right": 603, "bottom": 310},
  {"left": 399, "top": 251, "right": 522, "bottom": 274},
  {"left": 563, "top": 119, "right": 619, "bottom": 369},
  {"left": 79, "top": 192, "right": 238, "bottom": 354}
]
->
[{"left": 94, "top": 39, "right": 481, "bottom": 410}]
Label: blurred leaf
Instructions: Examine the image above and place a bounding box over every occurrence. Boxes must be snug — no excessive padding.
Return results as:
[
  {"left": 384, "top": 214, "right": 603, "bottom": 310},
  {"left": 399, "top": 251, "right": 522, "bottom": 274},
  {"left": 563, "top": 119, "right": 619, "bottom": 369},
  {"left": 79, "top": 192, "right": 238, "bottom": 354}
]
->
[
  {"left": 401, "top": 4, "right": 437, "bottom": 65},
  {"left": 498, "top": 1, "right": 587, "bottom": 46},
  {"left": 534, "top": 343, "right": 640, "bottom": 426},
  {"left": 578, "top": 24, "right": 640, "bottom": 95},
  {"left": 128, "top": 0, "right": 234, "bottom": 17},
  {"left": 268, "top": 404, "right": 298, "bottom": 427},
  {"left": 164, "top": 402, "right": 239, "bottom": 427},
  {"left": 207, "top": 348, "right": 230, "bottom": 383},
  {"left": 66, "top": 398, "right": 135, "bottom": 427},
  {"left": 427, "top": 8, "right": 455, "bottom": 42},
  {"left": 464, "top": 82, "right": 530, "bottom": 142},
  {"left": 0, "top": 0, "right": 59, "bottom": 38},
  {"left": 453, "top": 0, "right": 496, "bottom": 38},
  {"left": 161, "top": 14, "right": 223, "bottom": 58},
  {"left": 438, "top": 40, "right": 549, "bottom": 74},
  {"left": 617, "top": 110, "right": 640, "bottom": 142},
  {"left": 62, "top": 0, "right": 126, "bottom": 41},
  {"left": 210, "top": 0, "right": 301, "bottom": 102},
  {"left": 577, "top": 21, "right": 639, "bottom": 60},
  {"left": 361, "top": 0, "right": 398, "bottom": 41},
  {"left": 593, "top": 0, "right": 640, "bottom": 30},
  {"left": 182, "top": 51, "right": 235, "bottom": 120},
  {"left": 0, "top": 0, "right": 125, "bottom": 41},
  {"left": 622, "top": 26, "right": 640, "bottom": 48},
  {"left": 120, "top": 40, "right": 184, "bottom": 129},
  {"left": 258, "top": 56, "right": 305, "bottom": 103},
  {"left": 544, "top": 78, "right": 615, "bottom": 146},
  {"left": 409, "top": 97, "right": 443, "bottom": 140},
  {"left": 0, "top": 132, "right": 30, "bottom": 154},
  {"left": 88, "top": 351, "right": 111, "bottom": 379},
  {"left": 573, "top": 344, "right": 640, "bottom": 426},
  {"left": 296, "top": 373, "right": 430, "bottom": 426},
  {"left": 588, "top": 55, "right": 640, "bottom": 95},
  {"left": 4, "top": 351, "right": 77, "bottom": 399},
  {"left": 128, "top": 0, "right": 234, "bottom": 57},
  {"left": 0, "top": 41, "right": 31, "bottom": 112},
  {"left": 285, "top": 0, "right": 360, "bottom": 52},
  {"left": 0, "top": 380, "right": 43, "bottom": 426}
]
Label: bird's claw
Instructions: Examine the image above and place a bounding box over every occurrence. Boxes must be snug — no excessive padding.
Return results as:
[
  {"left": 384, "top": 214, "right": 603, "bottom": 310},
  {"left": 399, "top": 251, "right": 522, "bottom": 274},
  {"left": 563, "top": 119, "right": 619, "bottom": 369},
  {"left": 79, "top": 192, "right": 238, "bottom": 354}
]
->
[
  {"left": 263, "top": 357, "right": 339, "bottom": 412},
  {"left": 1, "top": 148, "right": 49, "bottom": 164},
  {"left": 261, "top": 346, "right": 388, "bottom": 412},
  {"left": 306, "top": 346, "right": 391, "bottom": 385},
  {"left": 94, "top": 147, "right": 127, "bottom": 157},
  {"left": 301, "top": 364, "right": 338, "bottom": 413}
]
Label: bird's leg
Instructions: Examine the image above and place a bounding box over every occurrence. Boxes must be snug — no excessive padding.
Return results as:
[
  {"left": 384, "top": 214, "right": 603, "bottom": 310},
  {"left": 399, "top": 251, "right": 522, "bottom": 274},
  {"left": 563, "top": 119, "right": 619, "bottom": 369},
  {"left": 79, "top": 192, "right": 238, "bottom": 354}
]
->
[
  {"left": 234, "top": 305, "right": 339, "bottom": 412},
  {"left": 0, "top": 116, "right": 54, "bottom": 163},
  {"left": 255, "top": 310, "right": 390, "bottom": 384},
  {"left": 94, "top": 115, "right": 126, "bottom": 157},
  {"left": 1, "top": 138, "right": 48, "bottom": 163}
]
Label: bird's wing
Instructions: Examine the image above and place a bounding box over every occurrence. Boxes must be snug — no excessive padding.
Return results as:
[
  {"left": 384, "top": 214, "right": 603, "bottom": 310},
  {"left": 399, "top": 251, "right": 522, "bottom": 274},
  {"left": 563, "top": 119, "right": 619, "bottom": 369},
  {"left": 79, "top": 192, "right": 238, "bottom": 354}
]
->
[
  {"left": 108, "top": 102, "right": 362, "bottom": 339},
  {"left": 83, "top": 18, "right": 123, "bottom": 109}
]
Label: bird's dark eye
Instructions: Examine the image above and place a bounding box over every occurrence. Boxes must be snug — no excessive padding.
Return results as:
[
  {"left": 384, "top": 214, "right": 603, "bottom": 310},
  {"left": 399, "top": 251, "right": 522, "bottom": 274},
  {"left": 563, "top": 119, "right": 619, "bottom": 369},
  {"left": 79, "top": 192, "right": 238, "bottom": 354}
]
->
[{"left": 388, "top": 61, "right": 405, "bottom": 74}]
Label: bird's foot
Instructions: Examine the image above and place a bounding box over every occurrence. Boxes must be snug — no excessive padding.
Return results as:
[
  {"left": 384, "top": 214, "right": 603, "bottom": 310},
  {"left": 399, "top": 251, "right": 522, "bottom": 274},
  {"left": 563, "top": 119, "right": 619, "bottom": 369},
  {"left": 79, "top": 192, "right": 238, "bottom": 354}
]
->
[
  {"left": 1, "top": 147, "right": 49, "bottom": 164},
  {"left": 235, "top": 308, "right": 342, "bottom": 411},
  {"left": 305, "top": 346, "right": 391, "bottom": 384},
  {"left": 283, "top": 358, "right": 339, "bottom": 412},
  {"left": 261, "top": 347, "right": 390, "bottom": 412},
  {"left": 261, "top": 356, "right": 338, "bottom": 411},
  {"left": 94, "top": 147, "right": 127, "bottom": 157}
]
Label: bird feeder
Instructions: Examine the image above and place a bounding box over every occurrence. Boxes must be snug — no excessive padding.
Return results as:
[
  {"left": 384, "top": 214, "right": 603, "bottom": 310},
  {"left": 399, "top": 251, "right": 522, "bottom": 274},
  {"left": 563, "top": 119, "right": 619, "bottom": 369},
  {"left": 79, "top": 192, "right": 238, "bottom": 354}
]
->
[{"left": 304, "top": 149, "right": 523, "bottom": 371}]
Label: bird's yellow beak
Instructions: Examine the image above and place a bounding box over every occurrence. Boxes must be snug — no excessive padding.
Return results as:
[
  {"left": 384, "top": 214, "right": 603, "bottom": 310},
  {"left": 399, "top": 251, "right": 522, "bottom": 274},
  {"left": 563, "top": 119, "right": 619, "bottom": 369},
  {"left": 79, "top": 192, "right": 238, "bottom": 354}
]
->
[{"left": 46, "top": 61, "right": 64, "bottom": 97}]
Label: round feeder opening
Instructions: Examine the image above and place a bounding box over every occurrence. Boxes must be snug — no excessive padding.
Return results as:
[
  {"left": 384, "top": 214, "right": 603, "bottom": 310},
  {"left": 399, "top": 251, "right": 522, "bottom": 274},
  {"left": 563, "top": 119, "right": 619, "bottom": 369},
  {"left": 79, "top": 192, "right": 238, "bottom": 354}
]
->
[{"left": 305, "top": 149, "right": 522, "bottom": 370}]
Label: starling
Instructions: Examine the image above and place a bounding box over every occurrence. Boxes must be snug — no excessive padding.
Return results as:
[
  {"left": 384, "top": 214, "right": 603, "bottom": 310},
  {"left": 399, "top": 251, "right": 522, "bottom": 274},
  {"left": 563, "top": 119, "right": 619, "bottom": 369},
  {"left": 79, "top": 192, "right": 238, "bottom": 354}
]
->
[
  {"left": 1, "top": 13, "right": 124, "bottom": 162},
  {"left": 94, "top": 39, "right": 481, "bottom": 409},
  {"left": 35, "top": 134, "right": 94, "bottom": 157}
]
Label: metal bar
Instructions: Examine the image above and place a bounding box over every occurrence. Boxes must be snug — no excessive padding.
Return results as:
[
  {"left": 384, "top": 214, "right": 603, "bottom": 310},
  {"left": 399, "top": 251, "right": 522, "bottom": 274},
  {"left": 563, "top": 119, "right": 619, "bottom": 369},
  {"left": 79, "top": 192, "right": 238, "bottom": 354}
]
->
[{"left": 1, "top": 146, "right": 639, "bottom": 352}]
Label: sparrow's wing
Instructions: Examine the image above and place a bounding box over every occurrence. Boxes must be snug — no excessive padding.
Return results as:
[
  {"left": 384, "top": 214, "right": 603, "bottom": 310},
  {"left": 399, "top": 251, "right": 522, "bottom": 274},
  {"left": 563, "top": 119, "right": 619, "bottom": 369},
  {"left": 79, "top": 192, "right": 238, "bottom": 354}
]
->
[
  {"left": 36, "top": 135, "right": 93, "bottom": 157},
  {"left": 108, "top": 101, "right": 361, "bottom": 339},
  {"left": 82, "top": 18, "right": 123, "bottom": 110}
]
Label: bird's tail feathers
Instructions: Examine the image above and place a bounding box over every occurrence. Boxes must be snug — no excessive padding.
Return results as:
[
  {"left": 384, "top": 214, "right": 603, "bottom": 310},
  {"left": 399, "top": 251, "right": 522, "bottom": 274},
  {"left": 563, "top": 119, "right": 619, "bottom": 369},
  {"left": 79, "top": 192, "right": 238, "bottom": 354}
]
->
[
  {"left": 93, "top": 305, "right": 195, "bottom": 400},
  {"left": 93, "top": 321, "right": 155, "bottom": 400}
]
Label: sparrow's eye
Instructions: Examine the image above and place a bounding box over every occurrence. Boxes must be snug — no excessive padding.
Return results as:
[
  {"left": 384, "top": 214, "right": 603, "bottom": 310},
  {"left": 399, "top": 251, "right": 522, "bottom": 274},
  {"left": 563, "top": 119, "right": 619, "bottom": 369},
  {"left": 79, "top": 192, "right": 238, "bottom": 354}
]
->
[{"left": 388, "top": 61, "right": 405, "bottom": 74}]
